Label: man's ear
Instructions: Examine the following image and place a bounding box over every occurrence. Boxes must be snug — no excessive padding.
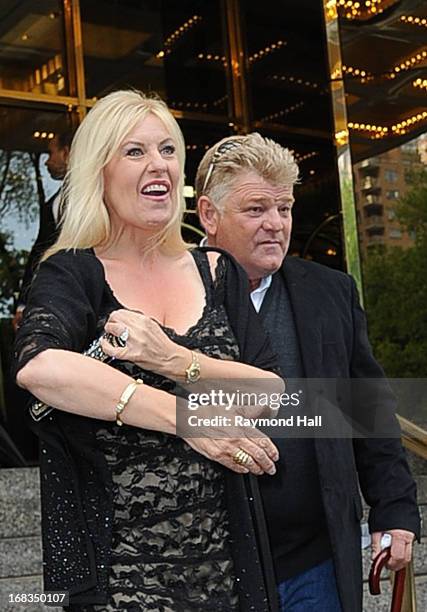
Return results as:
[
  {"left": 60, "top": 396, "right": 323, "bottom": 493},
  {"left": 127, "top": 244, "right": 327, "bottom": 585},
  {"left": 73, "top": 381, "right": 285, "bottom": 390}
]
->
[{"left": 197, "top": 196, "right": 220, "bottom": 238}]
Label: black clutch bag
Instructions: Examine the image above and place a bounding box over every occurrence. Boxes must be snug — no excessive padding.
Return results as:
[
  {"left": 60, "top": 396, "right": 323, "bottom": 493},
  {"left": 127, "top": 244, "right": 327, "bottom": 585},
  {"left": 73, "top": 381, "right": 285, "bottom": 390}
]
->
[{"left": 29, "top": 333, "right": 124, "bottom": 422}]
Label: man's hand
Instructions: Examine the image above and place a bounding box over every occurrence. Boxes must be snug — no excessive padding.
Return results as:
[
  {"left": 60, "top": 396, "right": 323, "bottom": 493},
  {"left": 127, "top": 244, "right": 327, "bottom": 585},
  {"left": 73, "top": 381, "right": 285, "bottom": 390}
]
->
[{"left": 371, "top": 529, "right": 415, "bottom": 571}]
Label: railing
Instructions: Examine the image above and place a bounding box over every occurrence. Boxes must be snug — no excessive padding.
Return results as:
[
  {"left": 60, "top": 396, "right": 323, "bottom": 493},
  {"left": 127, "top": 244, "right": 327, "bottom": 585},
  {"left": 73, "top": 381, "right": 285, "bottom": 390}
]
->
[{"left": 397, "top": 416, "right": 427, "bottom": 611}]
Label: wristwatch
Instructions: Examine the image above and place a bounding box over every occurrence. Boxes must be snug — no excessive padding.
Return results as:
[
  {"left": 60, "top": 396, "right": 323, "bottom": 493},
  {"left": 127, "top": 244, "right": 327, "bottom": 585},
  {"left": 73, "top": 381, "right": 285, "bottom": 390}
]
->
[{"left": 185, "top": 351, "right": 201, "bottom": 383}]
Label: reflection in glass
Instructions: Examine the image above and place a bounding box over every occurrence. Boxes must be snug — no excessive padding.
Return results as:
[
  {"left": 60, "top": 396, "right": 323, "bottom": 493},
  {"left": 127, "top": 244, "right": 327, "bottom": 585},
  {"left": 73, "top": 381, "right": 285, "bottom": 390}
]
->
[
  {"left": 338, "top": 0, "right": 427, "bottom": 162},
  {"left": 80, "top": 0, "right": 228, "bottom": 116},
  {"left": 242, "top": 1, "right": 343, "bottom": 268},
  {"left": 0, "top": 105, "right": 70, "bottom": 314},
  {"left": 0, "top": 0, "right": 67, "bottom": 95}
]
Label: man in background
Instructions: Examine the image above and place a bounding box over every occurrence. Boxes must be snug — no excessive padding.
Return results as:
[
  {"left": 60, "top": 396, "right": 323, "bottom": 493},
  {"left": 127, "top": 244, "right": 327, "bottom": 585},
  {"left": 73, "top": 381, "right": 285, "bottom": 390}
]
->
[{"left": 13, "top": 129, "right": 74, "bottom": 329}]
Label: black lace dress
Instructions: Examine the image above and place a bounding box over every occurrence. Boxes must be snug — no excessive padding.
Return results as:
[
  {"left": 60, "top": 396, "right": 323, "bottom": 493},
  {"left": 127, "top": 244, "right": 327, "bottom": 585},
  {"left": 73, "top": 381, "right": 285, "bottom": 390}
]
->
[
  {"left": 13, "top": 248, "right": 279, "bottom": 612},
  {"left": 82, "top": 251, "right": 240, "bottom": 611}
]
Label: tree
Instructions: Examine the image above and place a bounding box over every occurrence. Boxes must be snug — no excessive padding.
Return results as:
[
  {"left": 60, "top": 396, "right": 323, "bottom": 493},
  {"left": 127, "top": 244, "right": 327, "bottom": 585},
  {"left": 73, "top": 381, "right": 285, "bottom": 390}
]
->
[
  {"left": 363, "top": 165, "right": 427, "bottom": 378},
  {"left": 364, "top": 244, "right": 427, "bottom": 378},
  {"left": 0, "top": 150, "right": 42, "bottom": 314}
]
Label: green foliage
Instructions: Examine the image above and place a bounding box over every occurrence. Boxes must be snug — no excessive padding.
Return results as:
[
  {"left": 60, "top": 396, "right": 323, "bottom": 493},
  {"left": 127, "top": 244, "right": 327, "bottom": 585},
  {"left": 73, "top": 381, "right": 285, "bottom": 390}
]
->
[
  {"left": 397, "top": 167, "right": 427, "bottom": 242},
  {"left": 364, "top": 244, "right": 427, "bottom": 377},
  {"left": 363, "top": 167, "right": 427, "bottom": 377},
  {"left": 0, "top": 232, "right": 27, "bottom": 316}
]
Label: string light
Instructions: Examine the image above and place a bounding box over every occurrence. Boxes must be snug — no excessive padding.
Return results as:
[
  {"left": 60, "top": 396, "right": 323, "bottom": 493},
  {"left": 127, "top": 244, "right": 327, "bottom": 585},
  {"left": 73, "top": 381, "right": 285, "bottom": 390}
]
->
[
  {"left": 337, "top": 0, "right": 398, "bottom": 21},
  {"left": 342, "top": 65, "right": 371, "bottom": 78},
  {"left": 249, "top": 39, "right": 286, "bottom": 64},
  {"left": 400, "top": 16, "right": 427, "bottom": 28},
  {"left": 170, "top": 100, "right": 209, "bottom": 111},
  {"left": 391, "top": 111, "right": 427, "bottom": 135},
  {"left": 335, "top": 129, "right": 349, "bottom": 146},
  {"left": 294, "top": 151, "right": 319, "bottom": 162},
  {"left": 325, "top": 0, "right": 338, "bottom": 21},
  {"left": 260, "top": 101, "right": 304, "bottom": 123},
  {"left": 211, "top": 94, "right": 228, "bottom": 108},
  {"left": 271, "top": 74, "right": 322, "bottom": 91},
  {"left": 348, "top": 122, "right": 388, "bottom": 139},
  {"left": 197, "top": 52, "right": 226, "bottom": 65},
  {"left": 413, "top": 78, "right": 427, "bottom": 91},
  {"left": 391, "top": 49, "right": 427, "bottom": 74},
  {"left": 33, "top": 131, "right": 55, "bottom": 139},
  {"left": 156, "top": 15, "right": 202, "bottom": 58}
]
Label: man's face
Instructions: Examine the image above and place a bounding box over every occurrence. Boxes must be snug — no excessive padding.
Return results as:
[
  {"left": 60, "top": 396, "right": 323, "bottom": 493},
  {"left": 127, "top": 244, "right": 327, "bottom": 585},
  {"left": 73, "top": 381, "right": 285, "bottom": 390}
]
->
[
  {"left": 203, "top": 170, "right": 294, "bottom": 280},
  {"left": 46, "top": 137, "right": 69, "bottom": 180}
]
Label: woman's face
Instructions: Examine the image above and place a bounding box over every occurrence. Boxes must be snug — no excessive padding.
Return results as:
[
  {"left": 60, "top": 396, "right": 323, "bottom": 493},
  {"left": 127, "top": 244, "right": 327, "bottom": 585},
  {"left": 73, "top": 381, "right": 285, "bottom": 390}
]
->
[{"left": 103, "top": 113, "right": 180, "bottom": 236}]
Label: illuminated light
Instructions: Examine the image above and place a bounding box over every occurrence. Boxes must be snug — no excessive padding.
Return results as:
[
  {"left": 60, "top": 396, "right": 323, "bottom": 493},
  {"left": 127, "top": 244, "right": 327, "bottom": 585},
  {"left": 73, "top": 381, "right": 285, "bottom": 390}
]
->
[
  {"left": 326, "top": 248, "right": 337, "bottom": 256},
  {"left": 183, "top": 185, "right": 195, "bottom": 198},
  {"left": 48, "top": 132, "right": 55, "bottom": 139},
  {"left": 157, "top": 14, "right": 202, "bottom": 57},
  {"left": 49, "top": 12, "right": 56, "bottom": 19},
  {"left": 249, "top": 39, "right": 287, "bottom": 63},
  {"left": 41, "top": 132, "right": 47, "bottom": 138},
  {"left": 33, "top": 131, "right": 40, "bottom": 138},
  {"left": 21, "top": 33, "right": 29, "bottom": 40}
]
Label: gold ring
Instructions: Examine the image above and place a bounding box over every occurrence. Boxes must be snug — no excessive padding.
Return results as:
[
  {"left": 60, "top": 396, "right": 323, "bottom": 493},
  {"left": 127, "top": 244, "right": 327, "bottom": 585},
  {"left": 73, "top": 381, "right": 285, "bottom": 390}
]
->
[{"left": 232, "top": 448, "right": 252, "bottom": 466}]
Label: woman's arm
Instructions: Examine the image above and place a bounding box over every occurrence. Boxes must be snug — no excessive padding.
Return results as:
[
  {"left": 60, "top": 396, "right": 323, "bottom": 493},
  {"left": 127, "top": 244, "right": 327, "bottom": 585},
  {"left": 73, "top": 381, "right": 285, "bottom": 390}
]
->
[
  {"left": 102, "top": 309, "right": 283, "bottom": 385},
  {"left": 17, "top": 348, "right": 279, "bottom": 476}
]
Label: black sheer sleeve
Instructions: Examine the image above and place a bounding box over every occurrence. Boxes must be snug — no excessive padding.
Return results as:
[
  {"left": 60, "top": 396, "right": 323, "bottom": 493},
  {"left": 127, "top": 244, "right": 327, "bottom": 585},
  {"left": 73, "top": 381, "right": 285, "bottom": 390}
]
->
[{"left": 12, "top": 249, "right": 106, "bottom": 380}]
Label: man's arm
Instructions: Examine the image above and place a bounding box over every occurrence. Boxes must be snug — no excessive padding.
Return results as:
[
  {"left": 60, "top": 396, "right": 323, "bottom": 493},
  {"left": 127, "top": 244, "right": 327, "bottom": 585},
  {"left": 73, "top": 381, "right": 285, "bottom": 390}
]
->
[{"left": 349, "top": 276, "right": 420, "bottom": 569}]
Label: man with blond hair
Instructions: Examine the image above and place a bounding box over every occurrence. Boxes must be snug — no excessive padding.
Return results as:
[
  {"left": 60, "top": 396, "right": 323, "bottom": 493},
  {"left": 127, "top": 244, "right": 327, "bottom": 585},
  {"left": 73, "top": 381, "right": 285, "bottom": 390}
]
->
[{"left": 196, "top": 133, "right": 420, "bottom": 612}]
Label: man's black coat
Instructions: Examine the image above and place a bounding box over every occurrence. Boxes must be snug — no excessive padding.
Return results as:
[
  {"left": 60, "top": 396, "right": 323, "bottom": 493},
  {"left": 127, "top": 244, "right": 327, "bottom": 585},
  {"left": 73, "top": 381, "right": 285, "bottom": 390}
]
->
[{"left": 271, "top": 255, "right": 420, "bottom": 612}]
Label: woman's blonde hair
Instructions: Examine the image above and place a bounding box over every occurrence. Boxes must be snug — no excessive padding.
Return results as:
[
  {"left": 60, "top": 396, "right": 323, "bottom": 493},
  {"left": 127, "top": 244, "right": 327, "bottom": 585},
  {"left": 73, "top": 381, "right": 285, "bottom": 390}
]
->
[{"left": 43, "top": 89, "right": 188, "bottom": 260}]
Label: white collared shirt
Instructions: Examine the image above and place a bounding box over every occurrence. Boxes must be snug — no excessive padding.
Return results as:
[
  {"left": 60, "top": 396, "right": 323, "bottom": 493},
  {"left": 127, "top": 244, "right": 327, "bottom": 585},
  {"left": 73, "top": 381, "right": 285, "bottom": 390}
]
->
[{"left": 250, "top": 275, "right": 272, "bottom": 312}]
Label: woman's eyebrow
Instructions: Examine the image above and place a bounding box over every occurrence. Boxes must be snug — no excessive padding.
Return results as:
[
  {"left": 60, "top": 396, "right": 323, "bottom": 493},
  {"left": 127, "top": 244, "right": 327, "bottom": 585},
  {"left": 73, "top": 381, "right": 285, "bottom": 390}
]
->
[{"left": 122, "top": 137, "right": 174, "bottom": 147}]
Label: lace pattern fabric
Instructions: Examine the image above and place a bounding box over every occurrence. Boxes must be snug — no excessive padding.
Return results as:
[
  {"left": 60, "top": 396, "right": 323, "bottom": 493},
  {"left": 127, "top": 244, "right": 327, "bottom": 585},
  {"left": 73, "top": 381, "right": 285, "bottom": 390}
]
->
[{"left": 67, "top": 251, "right": 240, "bottom": 611}]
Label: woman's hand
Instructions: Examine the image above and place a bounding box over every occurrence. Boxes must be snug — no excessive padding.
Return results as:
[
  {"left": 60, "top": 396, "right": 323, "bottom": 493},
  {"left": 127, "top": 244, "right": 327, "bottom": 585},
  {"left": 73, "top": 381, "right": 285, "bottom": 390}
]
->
[
  {"left": 183, "top": 430, "right": 279, "bottom": 476},
  {"left": 101, "top": 309, "right": 188, "bottom": 375}
]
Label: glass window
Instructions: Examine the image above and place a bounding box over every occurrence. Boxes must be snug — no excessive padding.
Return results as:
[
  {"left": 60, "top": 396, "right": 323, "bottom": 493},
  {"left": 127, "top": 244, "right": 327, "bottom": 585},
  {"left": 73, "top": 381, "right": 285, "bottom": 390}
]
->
[
  {"left": 384, "top": 169, "right": 398, "bottom": 182},
  {"left": 0, "top": 0, "right": 68, "bottom": 95},
  {"left": 0, "top": 106, "right": 71, "bottom": 311},
  {"left": 389, "top": 228, "right": 402, "bottom": 238},
  {"left": 80, "top": 0, "right": 228, "bottom": 117},
  {"left": 0, "top": 105, "right": 72, "bottom": 460},
  {"left": 386, "top": 189, "right": 399, "bottom": 200},
  {"left": 241, "top": 0, "right": 342, "bottom": 268}
]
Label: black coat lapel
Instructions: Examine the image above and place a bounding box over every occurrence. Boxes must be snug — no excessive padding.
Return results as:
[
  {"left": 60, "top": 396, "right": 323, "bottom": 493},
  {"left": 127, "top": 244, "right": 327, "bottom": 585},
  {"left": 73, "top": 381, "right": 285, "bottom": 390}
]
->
[{"left": 280, "top": 257, "right": 323, "bottom": 378}]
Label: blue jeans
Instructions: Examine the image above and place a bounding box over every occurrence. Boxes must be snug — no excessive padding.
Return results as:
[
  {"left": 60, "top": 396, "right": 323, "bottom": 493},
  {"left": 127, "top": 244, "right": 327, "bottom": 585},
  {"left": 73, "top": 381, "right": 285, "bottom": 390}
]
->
[{"left": 278, "top": 559, "right": 342, "bottom": 612}]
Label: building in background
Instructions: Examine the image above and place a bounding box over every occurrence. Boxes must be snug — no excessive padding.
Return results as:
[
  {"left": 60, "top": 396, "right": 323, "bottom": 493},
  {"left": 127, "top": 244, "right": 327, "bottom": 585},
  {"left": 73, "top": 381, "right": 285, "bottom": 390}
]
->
[{"left": 354, "top": 136, "right": 426, "bottom": 256}]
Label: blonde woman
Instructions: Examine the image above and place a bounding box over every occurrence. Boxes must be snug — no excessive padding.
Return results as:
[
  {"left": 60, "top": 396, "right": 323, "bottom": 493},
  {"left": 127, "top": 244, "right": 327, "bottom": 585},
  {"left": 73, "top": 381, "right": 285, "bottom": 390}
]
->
[{"left": 13, "top": 90, "right": 282, "bottom": 611}]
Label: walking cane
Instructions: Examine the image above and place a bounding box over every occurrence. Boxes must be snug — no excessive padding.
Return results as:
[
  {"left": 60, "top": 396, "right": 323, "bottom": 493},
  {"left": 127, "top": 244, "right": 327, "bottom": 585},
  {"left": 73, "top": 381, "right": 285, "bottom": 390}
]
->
[{"left": 369, "top": 546, "right": 406, "bottom": 612}]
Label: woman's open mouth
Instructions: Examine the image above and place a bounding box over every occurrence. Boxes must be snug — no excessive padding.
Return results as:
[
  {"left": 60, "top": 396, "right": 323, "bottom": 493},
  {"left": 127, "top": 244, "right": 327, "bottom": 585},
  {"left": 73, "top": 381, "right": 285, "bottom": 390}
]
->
[{"left": 140, "top": 180, "right": 171, "bottom": 199}]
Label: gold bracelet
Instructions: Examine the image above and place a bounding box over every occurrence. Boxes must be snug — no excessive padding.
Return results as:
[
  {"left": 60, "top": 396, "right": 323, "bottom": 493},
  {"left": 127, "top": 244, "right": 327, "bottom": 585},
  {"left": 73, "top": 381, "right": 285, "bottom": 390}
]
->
[{"left": 115, "top": 379, "right": 143, "bottom": 426}]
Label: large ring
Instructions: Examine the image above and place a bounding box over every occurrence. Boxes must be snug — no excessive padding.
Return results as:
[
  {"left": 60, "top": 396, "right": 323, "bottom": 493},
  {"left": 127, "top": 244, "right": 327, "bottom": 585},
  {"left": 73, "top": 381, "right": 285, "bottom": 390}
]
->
[
  {"left": 118, "top": 327, "right": 129, "bottom": 346},
  {"left": 232, "top": 448, "right": 252, "bottom": 466}
]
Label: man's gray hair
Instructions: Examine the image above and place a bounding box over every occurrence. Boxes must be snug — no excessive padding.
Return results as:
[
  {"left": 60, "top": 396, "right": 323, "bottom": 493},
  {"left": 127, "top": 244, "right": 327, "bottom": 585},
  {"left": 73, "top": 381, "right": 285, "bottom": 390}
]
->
[{"left": 195, "top": 132, "right": 299, "bottom": 210}]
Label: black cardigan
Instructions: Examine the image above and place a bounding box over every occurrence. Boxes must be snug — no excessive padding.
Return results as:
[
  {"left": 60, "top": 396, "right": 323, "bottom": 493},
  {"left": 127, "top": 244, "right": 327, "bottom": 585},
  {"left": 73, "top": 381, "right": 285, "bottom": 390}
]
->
[{"left": 13, "top": 247, "right": 280, "bottom": 611}]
